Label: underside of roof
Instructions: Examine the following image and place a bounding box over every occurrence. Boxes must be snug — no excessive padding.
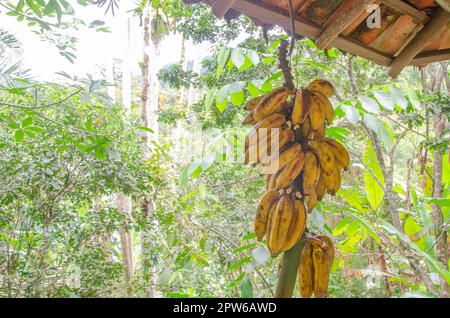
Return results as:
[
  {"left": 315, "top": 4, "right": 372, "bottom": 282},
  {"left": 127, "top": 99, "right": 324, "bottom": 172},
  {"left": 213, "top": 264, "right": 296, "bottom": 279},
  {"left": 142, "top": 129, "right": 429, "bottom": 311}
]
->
[{"left": 188, "top": 0, "right": 450, "bottom": 77}]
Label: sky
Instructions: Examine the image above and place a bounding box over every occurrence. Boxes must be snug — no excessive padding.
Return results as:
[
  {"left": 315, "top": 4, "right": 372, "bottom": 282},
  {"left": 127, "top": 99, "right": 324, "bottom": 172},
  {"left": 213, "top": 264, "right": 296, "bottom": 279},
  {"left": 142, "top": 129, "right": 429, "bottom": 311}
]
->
[{"left": 0, "top": 2, "right": 212, "bottom": 82}]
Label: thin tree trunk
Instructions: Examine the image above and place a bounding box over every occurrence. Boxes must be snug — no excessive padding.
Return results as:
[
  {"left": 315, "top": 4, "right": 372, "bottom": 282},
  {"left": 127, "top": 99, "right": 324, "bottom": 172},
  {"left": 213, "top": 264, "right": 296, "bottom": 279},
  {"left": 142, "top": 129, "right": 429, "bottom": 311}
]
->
[
  {"left": 430, "top": 62, "right": 448, "bottom": 267},
  {"left": 114, "top": 11, "right": 134, "bottom": 281},
  {"left": 139, "top": 7, "right": 156, "bottom": 297}
]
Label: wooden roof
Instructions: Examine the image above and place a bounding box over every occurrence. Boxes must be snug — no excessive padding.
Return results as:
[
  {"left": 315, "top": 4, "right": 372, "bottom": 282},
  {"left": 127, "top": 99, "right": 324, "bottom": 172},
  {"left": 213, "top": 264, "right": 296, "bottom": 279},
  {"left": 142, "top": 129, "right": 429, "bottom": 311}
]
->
[{"left": 192, "top": 0, "right": 450, "bottom": 77}]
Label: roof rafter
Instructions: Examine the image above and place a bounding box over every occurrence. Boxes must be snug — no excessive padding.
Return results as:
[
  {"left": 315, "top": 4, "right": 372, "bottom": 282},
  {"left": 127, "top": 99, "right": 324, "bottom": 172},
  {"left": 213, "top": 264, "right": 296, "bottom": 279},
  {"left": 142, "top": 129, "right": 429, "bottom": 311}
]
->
[
  {"left": 316, "top": 0, "right": 376, "bottom": 50},
  {"left": 233, "top": 0, "right": 393, "bottom": 66},
  {"left": 212, "top": 0, "right": 236, "bottom": 18},
  {"left": 381, "top": 0, "right": 430, "bottom": 24},
  {"left": 389, "top": 7, "right": 450, "bottom": 78}
]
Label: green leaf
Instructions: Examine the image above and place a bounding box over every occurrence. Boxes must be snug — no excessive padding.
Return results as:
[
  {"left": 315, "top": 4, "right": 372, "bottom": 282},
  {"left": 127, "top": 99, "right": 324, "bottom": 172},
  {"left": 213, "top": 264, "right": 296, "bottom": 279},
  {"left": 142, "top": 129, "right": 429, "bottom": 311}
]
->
[
  {"left": 363, "top": 114, "right": 391, "bottom": 146},
  {"left": 228, "top": 256, "right": 251, "bottom": 271},
  {"left": 428, "top": 198, "right": 450, "bottom": 207},
  {"left": 373, "top": 90, "right": 394, "bottom": 111},
  {"left": 246, "top": 49, "right": 260, "bottom": 65},
  {"left": 231, "top": 47, "right": 245, "bottom": 69},
  {"left": 239, "top": 274, "right": 253, "bottom": 298},
  {"left": 252, "top": 247, "right": 269, "bottom": 265},
  {"left": 247, "top": 82, "right": 260, "bottom": 97},
  {"left": 216, "top": 97, "right": 228, "bottom": 113},
  {"left": 137, "top": 126, "right": 154, "bottom": 133},
  {"left": 363, "top": 141, "right": 385, "bottom": 210},
  {"left": 14, "top": 129, "right": 25, "bottom": 142},
  {"left": 231, "top": 90, "right": 245, "bottom": 106},
  {"left": 342, "top": 105, "right": 360, "bottom": 124},
  {"left": 44, "top": 0, "right": 56, "bottom": 16},
  {"left": 8, "top": 120, "right": 20, "bottom": 129},
  {"left": 216, "top": 46, "right": 230, "bottom": 80},
  {"left": 304, "top": 39, "right": 317, "bottom": 49},
  {"left": 358, "top": 96, "right": 380, "bottom": 114},
  {"left": 389, "top": 87, "right": 408, "bottom": 110}
]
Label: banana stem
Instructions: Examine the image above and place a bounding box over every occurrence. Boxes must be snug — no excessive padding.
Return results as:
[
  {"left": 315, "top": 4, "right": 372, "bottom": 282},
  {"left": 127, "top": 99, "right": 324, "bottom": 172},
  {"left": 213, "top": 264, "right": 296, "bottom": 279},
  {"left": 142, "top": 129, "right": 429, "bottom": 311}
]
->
[
  {"left": 274, "top": 38, "right": 305, "bottom": 299},
  {"left": 275, "top": 237, "right": 305, "bottom": 298}
]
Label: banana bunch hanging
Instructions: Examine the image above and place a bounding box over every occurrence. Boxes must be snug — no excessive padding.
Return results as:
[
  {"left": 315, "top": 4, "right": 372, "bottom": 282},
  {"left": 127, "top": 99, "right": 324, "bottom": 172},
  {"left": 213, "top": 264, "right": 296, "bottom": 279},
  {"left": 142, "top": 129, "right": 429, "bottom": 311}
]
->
[{"left": 243, "top": 79, "right": 350, "bottom": 298}]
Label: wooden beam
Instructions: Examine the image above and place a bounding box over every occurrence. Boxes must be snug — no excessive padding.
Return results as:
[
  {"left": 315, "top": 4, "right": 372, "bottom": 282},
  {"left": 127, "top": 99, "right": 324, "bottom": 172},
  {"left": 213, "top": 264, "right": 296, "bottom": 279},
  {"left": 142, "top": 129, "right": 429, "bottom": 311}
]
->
[
  {"left": 381, "top": 0, "right": 430, "bottom": 24},
  {"left": 435, "top": 0, "right": 450, "bottom": 13},
  {"left": 233, "top": 0, "right": 393, "bottom": 66},
  {"left": 389, "top": 7, "right": 450, "bottom": 78},
  {"left": 212, "top": 0, "right": 236, "bottom": 18},
  {"left": 316, "top": 0, "right": 376, "bottom": 50},
  {"left": 410, "top": 48, "right": 450, "bottom": 65}
]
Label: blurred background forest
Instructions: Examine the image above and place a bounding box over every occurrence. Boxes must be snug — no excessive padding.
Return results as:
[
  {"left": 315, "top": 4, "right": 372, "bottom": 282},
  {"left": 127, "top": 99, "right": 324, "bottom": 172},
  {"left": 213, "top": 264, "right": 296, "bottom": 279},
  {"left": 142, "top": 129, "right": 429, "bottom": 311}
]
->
[{"left": 0, "top": 0, "right": 449, "bottom": 298}]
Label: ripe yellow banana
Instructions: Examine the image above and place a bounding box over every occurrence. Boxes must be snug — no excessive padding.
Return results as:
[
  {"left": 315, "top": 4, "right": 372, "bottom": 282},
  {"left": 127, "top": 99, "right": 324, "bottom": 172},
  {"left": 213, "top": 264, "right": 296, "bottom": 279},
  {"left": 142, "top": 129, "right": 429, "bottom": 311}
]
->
[
  {"left": 243, "top": 110, "right": 256, "bottom": 125},
  {"left": 302, "top": 150, "right": 321, "bottom": 194},
  {"left": 315, "top": 174, "right": 327, "bottom": 201},
  {"left": 259, "top": 127, "right": 295, "bottom": 165},
  {"left": 254, "top": 190, "right": 279, "bottom": 242},
  {"left": 326, "top": 138, "right": 350, "bottom": 171},
  {"left": 246, "top": 114, "right": 287, "bottom": 150},
  {"left": 245, "top": 95, "right": 264, "bottom": 111},
  {"left": 317, "top": 235, "right": 335, "bottom": 272},
  {"left": 310, "top": 140, "right": 336, "bottom": 177},
  {"left": 265, "top": 201, "right": 278, "bottom": 248},
  {"left": 322, "top": 164, "right": 341, "bottom": 195},
  {"left": 260, "top": 143, "right": 302, "bottom": 175},
  {"left": 312, "top": 245, "right": 330, "bottom": 298},
  {"left": 254, "top": 87, "right": 291, "bottom": 121},
  {"left": 299, "top": 241, "right": 314, "bottom": 298},
  {"left": 281, "top": 197, "right": 306, "bottom": 251},
  {"left": 305, "top": 191, "right": 318, "bottom": 213},
  {"left": 308, "top": 79, "right": 335, "bottom": 98},
  {"left": 267, "top": 195, "right": 293, "bottom": 257},
  {"left": 268, "top": 170, "right": 282, "bottom": 190},
  {"left": 313, "top": 91, "right": 334, "bottom": 125},
  {"left": 292, "top": 89, "right": 311, "bottom": 126},
  {"left": 275, "top": 151, "right": 306, "bottom": 190},
  {"left": 310, "top": 95, "right": 326, "bottom": 133},
  {"left": 301, "top": 117, "right": 313, "bottom": 140}
]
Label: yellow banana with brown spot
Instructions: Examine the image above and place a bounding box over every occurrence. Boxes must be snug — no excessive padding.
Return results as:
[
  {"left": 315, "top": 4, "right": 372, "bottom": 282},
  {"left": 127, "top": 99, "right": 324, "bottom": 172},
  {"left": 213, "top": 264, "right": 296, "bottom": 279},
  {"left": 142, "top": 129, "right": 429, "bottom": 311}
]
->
[
  {"left": 299, "top": 241, "right": 314, "bottom": 298},
  {"left": 292, "top": 89, "right": 311, "bottom": 126},
  {"left": 275, "top": 151, "right": 306, "bottom": 190},
  {"left": 305, "top": 191, "right": 318, "bottom": 213},
  {"left": 259, "top": 128, "right": 295, "bottom": 165},
  {"left": 309, "top": 94, "right": 326, "bottom": 133},
  {"left": 243, "top": 110, "right": 256, "bottom": 125},
  {"left": 245, "top": 95, "right": 264, "bottom": 111},
  {"left": 302, "top": 150, "right": 321, "bottom": 194},
  {"left": 254, "top": 87, "right": 291, "bottom": 121},
  {"left": 312, "top": 245, "right": 330, "bottom": 298},
  {"left": 310, "top": 140, "right": 336, "bottom": 177},
  {"left": 267, "top": 195, "right": 293, "bottom": 257},
  {"left": 281, "top": 197, "right": 307, "bottom": 251},
  {"left": 254, "top": 190, "right": 279, "bottom": 242},
  {"left": 308, "top": 79, "right": 335, "bottom": 98},
  {"left": 260, "top": 143, "right": 302, "bottom": 175},
  {"left": 313, "top": 91, "right": 334, "bottom": 125},
  {"left": 326, "top": 138, "right": 350, "bottom": 171}
]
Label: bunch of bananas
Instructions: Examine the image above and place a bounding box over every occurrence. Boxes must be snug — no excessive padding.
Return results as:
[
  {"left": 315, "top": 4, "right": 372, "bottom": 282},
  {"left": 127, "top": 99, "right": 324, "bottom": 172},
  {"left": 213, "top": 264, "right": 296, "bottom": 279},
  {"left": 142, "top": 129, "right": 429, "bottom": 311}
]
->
[
  {"left": 299, "top": 233, "right": 335, "bottom": 298},
  {"left": 243, "top": 79, "right": 350, "bottom": 297}
]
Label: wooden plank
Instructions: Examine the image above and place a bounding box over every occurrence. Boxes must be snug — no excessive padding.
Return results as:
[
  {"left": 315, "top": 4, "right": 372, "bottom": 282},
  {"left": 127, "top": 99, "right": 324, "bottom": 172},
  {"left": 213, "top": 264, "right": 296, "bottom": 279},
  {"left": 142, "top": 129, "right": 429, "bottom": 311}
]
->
[
  {"left": 381, "top": 0, "right": 430, "bottom": 24},
  {"left": 410, "top": 48, "right": 450, "bottom": 65},
  {"left": 316, "top": 0, "right": 376, "bottom": 50},
  {"left": 435, "top": 0, "right": 450, "bottom": 13},
  {"left": 389, "top": 7, "right": 450, "bottom": 78},
  {"left": 233, "top": 0, "right": 393, "bottom": 66},
  {"left": 212, "top": 0, "right": 236, "bottom": 18}
]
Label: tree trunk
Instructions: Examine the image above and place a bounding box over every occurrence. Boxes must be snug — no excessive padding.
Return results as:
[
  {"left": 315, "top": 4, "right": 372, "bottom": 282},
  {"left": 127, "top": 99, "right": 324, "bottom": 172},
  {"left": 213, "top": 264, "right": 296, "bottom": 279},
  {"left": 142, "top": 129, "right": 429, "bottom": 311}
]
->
[
  {"left": 139, "top": 7, "right": 157, "bottom": 297},
  {"left": 429, "top": 62, "right": 448, "bottom": 268}
]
